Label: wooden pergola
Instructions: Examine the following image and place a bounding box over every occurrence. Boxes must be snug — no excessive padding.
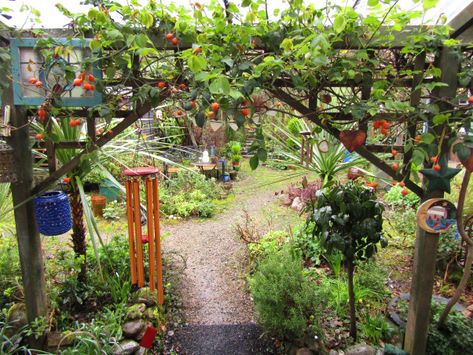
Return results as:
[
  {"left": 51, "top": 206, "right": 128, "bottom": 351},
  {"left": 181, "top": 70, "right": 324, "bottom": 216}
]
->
[{"left": 1, "top": 5, "right": 473, "bottom": 352}]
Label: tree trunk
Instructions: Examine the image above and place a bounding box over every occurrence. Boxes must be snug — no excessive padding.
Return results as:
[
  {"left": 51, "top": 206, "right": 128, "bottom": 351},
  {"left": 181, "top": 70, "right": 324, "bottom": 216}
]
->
[
  {"left": 347, "top": 256, "right": 357, "bottom": 340},
  {"left": 70, "top": 187, "right": 87, "bottom": 282}
]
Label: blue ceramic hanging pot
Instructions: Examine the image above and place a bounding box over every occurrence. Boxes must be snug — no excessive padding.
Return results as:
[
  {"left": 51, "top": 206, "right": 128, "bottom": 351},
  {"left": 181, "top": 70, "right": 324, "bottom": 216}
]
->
[{"left": 34, "top": 191, "right": 72, "bottom": 236}]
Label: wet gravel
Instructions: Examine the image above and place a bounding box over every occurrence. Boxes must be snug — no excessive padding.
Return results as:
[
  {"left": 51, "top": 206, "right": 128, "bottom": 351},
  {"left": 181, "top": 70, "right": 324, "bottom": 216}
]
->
[{"left": 162, "top": 177, "right": 279, "bottom": 353}]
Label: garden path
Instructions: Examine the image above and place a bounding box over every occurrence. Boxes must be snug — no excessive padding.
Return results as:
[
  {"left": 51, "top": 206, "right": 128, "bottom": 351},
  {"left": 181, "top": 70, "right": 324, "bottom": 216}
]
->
[{"left": 162, "top": 168, "right": 296, "bottom": 354}]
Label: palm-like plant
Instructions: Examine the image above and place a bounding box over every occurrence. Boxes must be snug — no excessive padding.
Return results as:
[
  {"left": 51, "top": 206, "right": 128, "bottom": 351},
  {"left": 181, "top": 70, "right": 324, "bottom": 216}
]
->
[{"left": 267, "top": 119, "right": 365, "bottom": 187}]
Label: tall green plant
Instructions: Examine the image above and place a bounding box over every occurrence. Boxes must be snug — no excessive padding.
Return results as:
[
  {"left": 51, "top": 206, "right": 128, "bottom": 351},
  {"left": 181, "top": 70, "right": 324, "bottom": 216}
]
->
[
  {"left": 267, "top": 121, "right": 365, "bottom": 186},
  {"left": 0, "top": 183, "right": 14, "bottom": 237},
  {"left": 311, "top": 182, "right": 386, "bottom": 340}
]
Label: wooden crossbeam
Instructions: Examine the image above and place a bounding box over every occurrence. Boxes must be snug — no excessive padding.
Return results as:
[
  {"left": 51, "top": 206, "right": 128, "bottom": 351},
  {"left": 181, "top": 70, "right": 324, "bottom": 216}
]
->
[
  {"left": 269, "top": 87, "right": 424, "bottom": 197},
  {"left": 32, "top": 101, "right": 153, "bottom": 195}
]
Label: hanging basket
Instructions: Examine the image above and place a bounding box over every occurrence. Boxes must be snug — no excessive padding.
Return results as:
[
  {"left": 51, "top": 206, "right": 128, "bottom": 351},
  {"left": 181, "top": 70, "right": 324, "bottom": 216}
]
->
[
  {"left": 0, "top": 143, "right": 17, "bottom": 183},
  {"left": 34, "top": 191, "right": 72, "bottom": 236}
]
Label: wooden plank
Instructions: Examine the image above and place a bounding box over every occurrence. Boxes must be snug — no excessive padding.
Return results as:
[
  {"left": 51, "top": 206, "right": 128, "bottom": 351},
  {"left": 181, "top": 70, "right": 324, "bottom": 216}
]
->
[
  {"left": 2, "top": 72, "right": 47, "bottom": 349},
  {"left": 86, "top": 116, "right": 96, "bottom": 143},
  {"left": 404, "top": 46, "right": 460, "bottom": 355},
  {"left": 402, "top": 52, "right": 426, "bottom": 176}
]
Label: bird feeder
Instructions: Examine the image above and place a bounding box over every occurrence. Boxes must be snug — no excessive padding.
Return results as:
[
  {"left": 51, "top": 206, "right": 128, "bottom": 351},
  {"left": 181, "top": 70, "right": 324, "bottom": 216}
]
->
[{"left": 123, "top": 167, "right": 164, "bottom": 305}]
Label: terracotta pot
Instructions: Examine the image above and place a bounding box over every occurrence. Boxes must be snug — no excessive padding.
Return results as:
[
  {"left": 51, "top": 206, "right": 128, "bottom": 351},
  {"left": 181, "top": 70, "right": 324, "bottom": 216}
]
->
[
  {"left": 347, "top": 167, "right": 363, "bottom": 180},
  {"left": 91, "top": 195, "right": 107, "bottom": 217},
  {"left": 232, "top": 161, "right": 240, "bottom": 171}
]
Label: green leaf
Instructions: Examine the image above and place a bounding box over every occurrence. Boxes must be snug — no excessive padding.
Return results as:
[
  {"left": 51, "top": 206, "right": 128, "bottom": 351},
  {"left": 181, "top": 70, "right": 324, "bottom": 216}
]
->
[
  {"left": 454, "top": 143, "right": 471, "bottom": 161},
  {"left": 432, "top": 113, "right": 449, "bottom": 125},
  {"left": 334, "top": 14, "right": 347, "bottom": 33},
  {"left": 188, "top": 55, "right": 207, "bottom": 73},
  {"left": 421, "top": 133, "right": 436, "bottom": 144},
  {"left": 423, "top": 0, "right": 439, "bottom": 10},
  {"left": 368, "top": 0, "right": 379, "bottom": 6},
  {"left": 257, "top": 148, "right": 267, "bottom": 162},
  {"left": 209, "top": 77, "right": 231, "bottom": 95},
  {"left": 249, "top": 155, "right": 259, "bottom": 170}
]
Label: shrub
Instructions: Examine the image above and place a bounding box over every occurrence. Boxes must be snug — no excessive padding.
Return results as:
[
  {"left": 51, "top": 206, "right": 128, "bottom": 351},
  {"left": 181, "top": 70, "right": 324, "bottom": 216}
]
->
[
  {"left": 384, "top": 185, "right": 420, "bottom": 208},
  {"left": 249, "top": 245, "right": 321, "bottom": 340},
  {"left": 248, "top": 230, "right": 288, "bottom": 261},
  {"left": 293, "top": 222, "right": 325, "bottom": 265}
]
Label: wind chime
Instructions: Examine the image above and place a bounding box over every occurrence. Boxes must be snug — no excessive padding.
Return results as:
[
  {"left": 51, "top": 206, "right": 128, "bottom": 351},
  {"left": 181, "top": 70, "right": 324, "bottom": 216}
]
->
[{"left": 124, "top": 167, "right": 164, "bottom": 305}]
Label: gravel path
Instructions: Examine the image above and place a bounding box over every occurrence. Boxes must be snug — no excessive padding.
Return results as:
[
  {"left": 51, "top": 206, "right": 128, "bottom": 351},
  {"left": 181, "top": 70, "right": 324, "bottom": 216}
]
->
[{"left": 162, "top": 172, "right": 285, "bottom": 354}]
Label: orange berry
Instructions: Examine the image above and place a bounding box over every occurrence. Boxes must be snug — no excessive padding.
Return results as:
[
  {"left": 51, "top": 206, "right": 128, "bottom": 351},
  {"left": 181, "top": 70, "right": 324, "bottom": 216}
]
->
[
  {"left": 468, "top": 96, "right": 473, "bottom": 104},
  {"left": 176, "top": 109, "right": 184, "bottom": 116},
  {"left": 179, "top": 83, "right": 187, "bottom": 90},
  {"left": 415, "top": 135, "right": 421, "bottom": 142},
  {"left": 88, "top": 74, "right": 95, "bottom": 82},
  {"left": 392, "top": 163, "right": 399, "bottom": 171},
  {"left": 433, "top": 164, "right": 441, "bottom": 171},
  {"left": 158, "top": 81, "right": 166, "bottom": 89},
  {"left": 192, "top": 47, "right": 202, "bottom": 55},
  {"left": 28, "top": 77, "right": 38, "bottom": 84},
  {"left": 399, "top": 181, "right": 406, "bottom": 187},
  {"left": 73, "top": 78, "right": 83, "bottom": 86},
  {"left": 191, "top": 100, "right": 196, "bottom": 109},
  {"left": 108, "top": 129, "right": 113, "bottom": 134},
  {"left": 373, "top": 120, "right": 381, "bottom": 129},
  {"left": 36, "top": 133, "right": 43, "bottom": 140},
  {"left": 89, "top": 84, "right": 95, "bottom": 91},
  {"left": 83, "top": 82, "right": 93, "bottom": 91},
  {"left": 37, "top": 108, "right": 46, "bottom": 121},
  {"left": 380, "top": 128, "right": 388, "bottom": 136},
  {"left": 241, "top": 108, "right": 250, "bottom": 116},
  {"left": 391, "top": 181, "right": 397, "bottom": 186},
  {"left": 208, "top": 111, "right": 215, "bottom": 119},
  {"left": 431, "top": 155, "right": 438, "bottom": 163},
  {"left": 165, "top": 33, "right": 174, "bottom": 40},
  {"left": 210, "top": 102, "right": 219, "bottom": 111},
  {"left": 251, "top": 39, "right": 257, "bottom": 47},
  {"left": 63, "top": 177, "right": 71, "bottom": 183},
  {"left": 401, "top": 188, "right": 409, "bottom": 196},
  {"left": 171, "top": 37, "right": 179, "bottom": 45},
  {"left": 391, "top": 149, "right": 397, "bottom": 156},
  {"left": 381, "top": 120, "right": 391, "bottom": 129},
  {"left": 35, "top": 81, "right": 44, "bottom": 88}
]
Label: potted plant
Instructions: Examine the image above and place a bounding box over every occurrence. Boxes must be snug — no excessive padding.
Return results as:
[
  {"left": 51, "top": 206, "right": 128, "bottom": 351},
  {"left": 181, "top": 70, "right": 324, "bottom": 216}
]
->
[{"left": 231, "top": 143, "right": 242, "bottom": 170}]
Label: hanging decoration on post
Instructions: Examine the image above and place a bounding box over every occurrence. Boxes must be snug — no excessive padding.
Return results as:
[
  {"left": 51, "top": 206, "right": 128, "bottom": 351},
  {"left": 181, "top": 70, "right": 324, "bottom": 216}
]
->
[
  {"left": 34, "top": 191, "right": 72, "bottom": 236},
  {"left": 420, "top": 155, "right": 461, "bottom": 194},
  {"left": 124, "top": 167, "right": 164, "bottom": 305},
  {"left": 339, "top": 129, "right": 366, "bottom": 152},
  {"left": 416, "top": 198, "right": 457, "bottom": 234}
]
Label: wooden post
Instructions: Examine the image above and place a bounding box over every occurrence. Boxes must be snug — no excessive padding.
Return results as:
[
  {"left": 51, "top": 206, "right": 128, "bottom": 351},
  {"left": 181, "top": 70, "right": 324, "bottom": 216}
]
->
[
  {"left": 404, "top": 46, "right": 459, "bottom": 355},
  {"left": 2, "top": 77, "right": 48, "bottom": 348},
  {"left": 145, "top": 178, "right": 156, "bottom": 291}
]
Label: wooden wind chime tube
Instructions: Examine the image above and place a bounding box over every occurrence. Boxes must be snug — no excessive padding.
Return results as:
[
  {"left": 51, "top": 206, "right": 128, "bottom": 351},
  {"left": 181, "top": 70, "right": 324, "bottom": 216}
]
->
[{"left": 124, "top": 167, "right": 164, "bottom": 305}]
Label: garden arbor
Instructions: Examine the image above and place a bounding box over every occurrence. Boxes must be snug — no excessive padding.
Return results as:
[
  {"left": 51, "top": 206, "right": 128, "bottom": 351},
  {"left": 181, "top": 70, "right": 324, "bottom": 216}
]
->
[{"left": 1, "top": 0, "right": 473, "bottom": 353}]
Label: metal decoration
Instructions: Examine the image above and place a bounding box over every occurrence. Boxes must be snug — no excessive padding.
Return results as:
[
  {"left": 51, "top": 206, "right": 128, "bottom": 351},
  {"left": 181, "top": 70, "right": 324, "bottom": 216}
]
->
[
  {"left": 318, "top": 139, "right": 329, "bottom": 153},
  {"left": 0, "top": 143, "right": 17, "bottom": 183},
  {"left": 416, "top": 198, "right": 458, "bottom": 234},
  {"left": 1, "top": 105, "right": 11, "bottom": 137}
]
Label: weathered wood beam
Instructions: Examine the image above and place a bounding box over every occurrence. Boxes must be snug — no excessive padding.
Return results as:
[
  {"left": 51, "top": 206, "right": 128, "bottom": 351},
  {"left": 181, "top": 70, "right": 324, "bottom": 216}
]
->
[
  {"left": 270, "top": 87, "right": 424, "bottom": 197},
  {"left": 32, "top": 101, "right": 153, "bottom": 195},
  {"left": 404, "top": 46, "right": 460, "bottom": 355},
  {"left": 2, "top": 69, "right": 47, "bottom": 349}
]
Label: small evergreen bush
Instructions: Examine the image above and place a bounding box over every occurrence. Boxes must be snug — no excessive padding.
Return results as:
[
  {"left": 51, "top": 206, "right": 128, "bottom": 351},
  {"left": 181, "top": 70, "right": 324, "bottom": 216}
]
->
[{"left": 249, "top": 245, "right": 321, "bottom": 340}]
